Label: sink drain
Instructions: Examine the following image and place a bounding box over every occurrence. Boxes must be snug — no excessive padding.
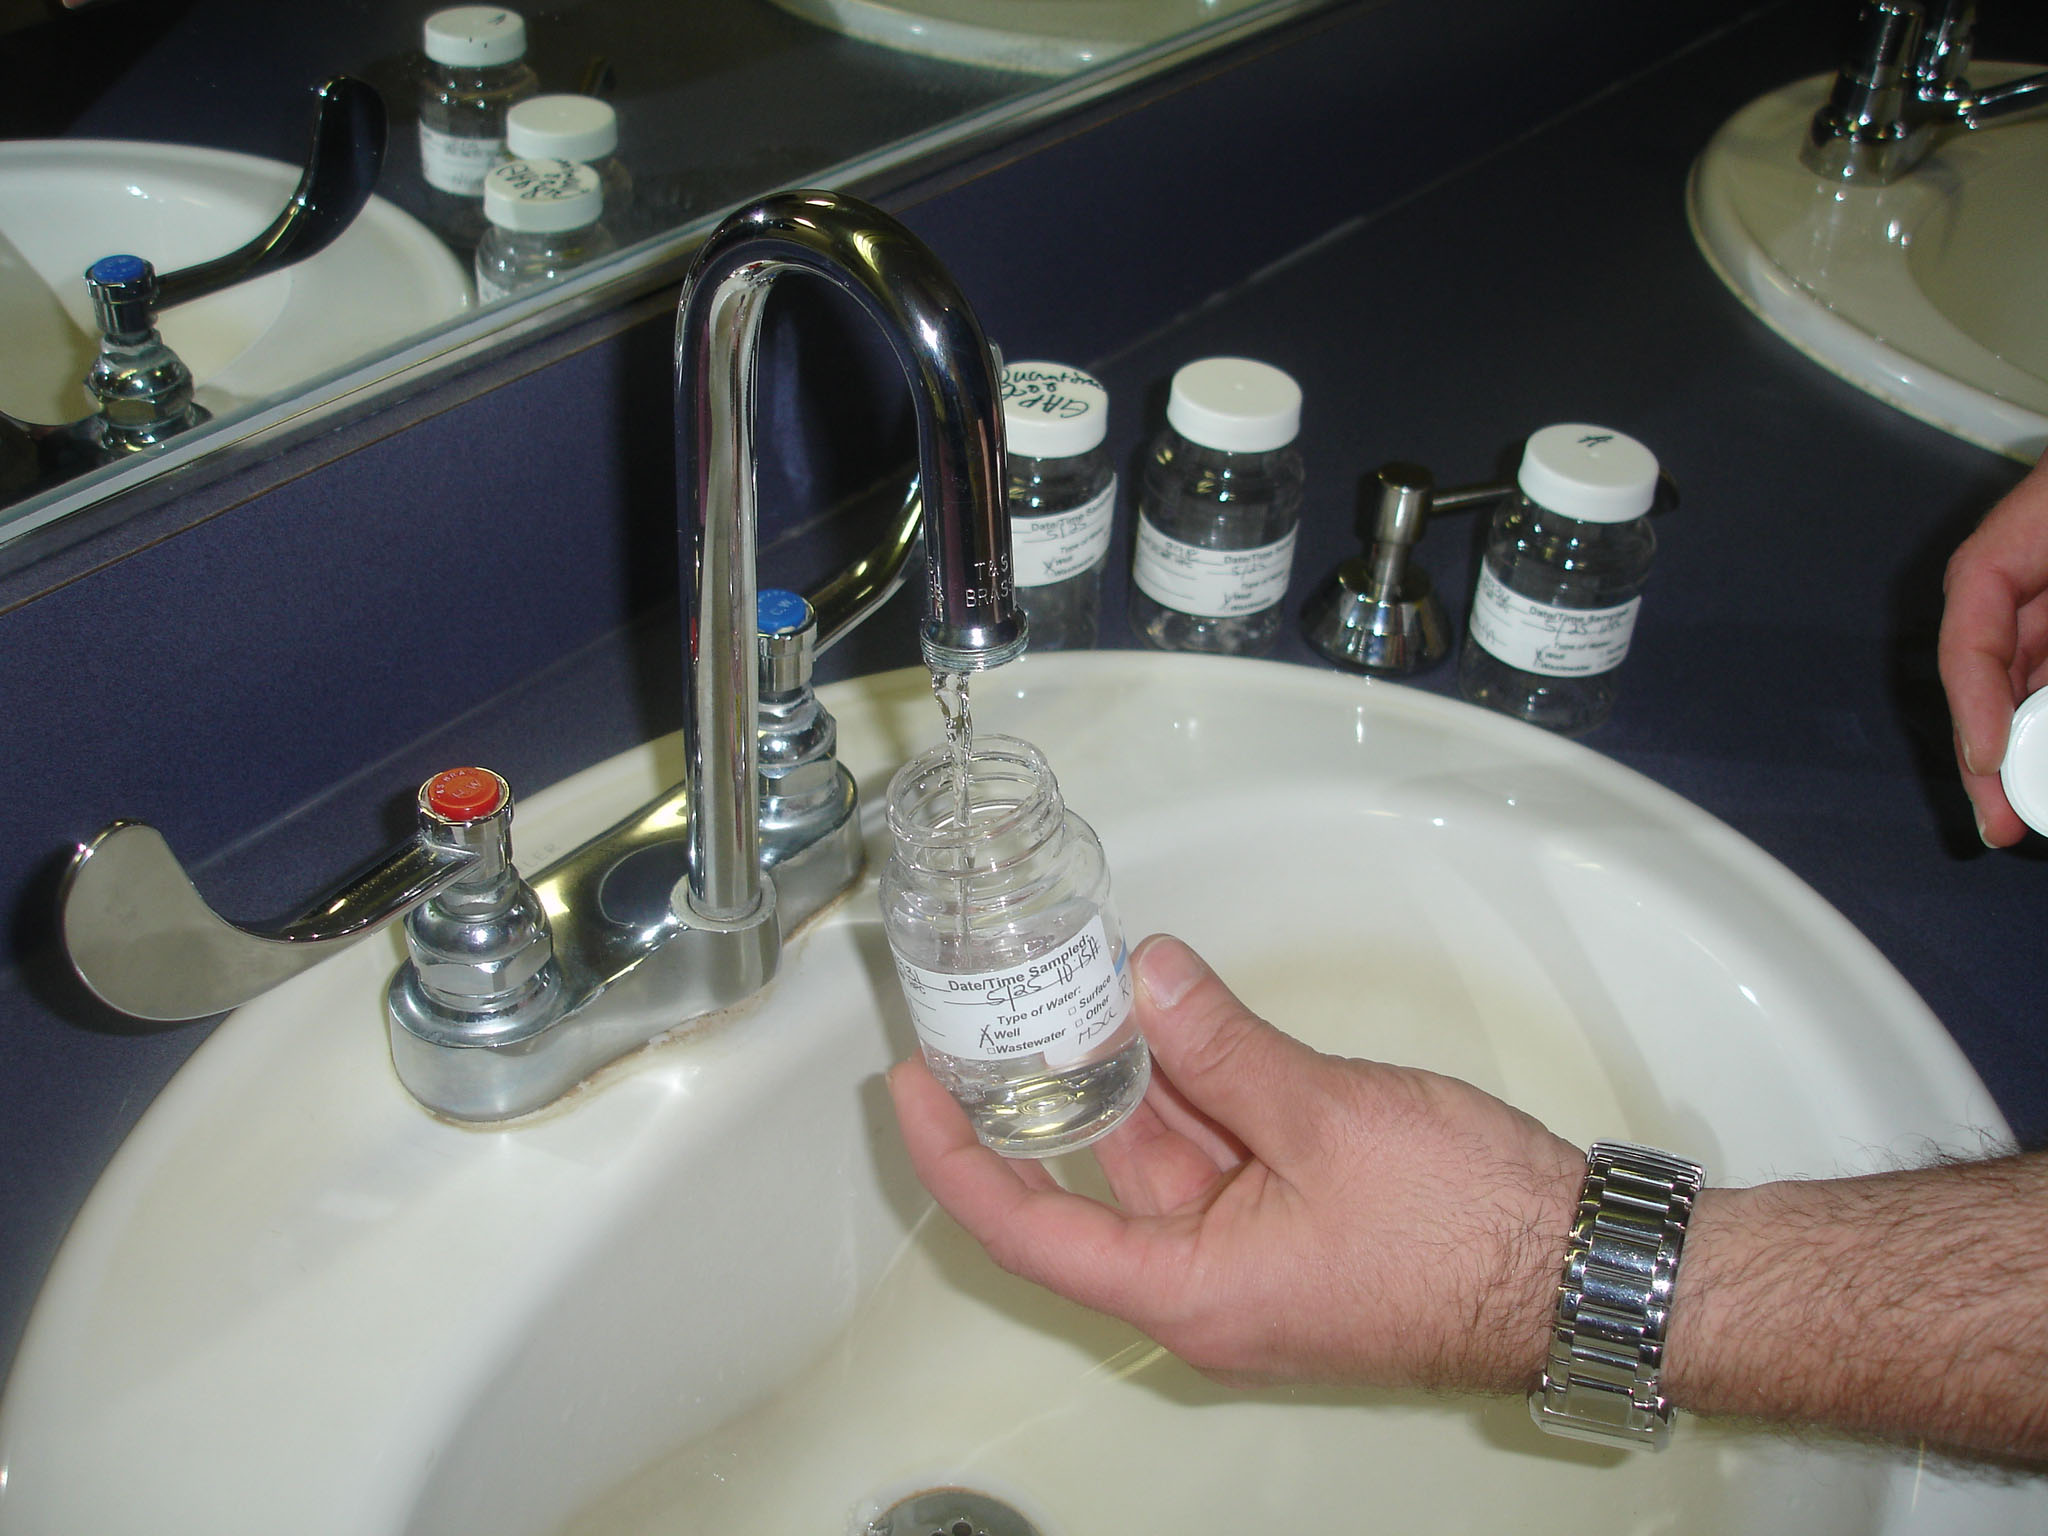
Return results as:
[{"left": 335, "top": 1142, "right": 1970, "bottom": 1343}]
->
[{"left": 863, "top": 1487, "right": 1044, "bottom": 1536}]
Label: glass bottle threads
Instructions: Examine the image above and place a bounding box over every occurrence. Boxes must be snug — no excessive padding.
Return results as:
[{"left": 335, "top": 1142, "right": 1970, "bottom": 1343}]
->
[
  {"left": 1458, "top": 423, "right": 1660, "bottom": 735},
  {"left": 880, "top": 734, "right": 1149, "bottom": 1157}
]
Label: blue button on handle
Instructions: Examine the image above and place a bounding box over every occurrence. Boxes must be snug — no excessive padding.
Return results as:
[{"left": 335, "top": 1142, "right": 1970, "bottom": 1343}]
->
[
  {"left": 757, "top": 588, "right": 811, "bottom": 635},
  {"left": 87, "top": 254, "right": 151, "bottom": 286}
]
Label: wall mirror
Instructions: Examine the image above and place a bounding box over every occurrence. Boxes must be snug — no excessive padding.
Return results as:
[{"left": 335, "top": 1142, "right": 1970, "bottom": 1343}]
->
[{"left": 0, "top": 0, "right": 1327, "bottom": 563}]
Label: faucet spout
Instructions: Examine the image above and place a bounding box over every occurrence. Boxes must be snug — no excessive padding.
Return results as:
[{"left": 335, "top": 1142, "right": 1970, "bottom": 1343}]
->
[{"left": 674, "top": 189, "right": 1025, "bottom": 922}]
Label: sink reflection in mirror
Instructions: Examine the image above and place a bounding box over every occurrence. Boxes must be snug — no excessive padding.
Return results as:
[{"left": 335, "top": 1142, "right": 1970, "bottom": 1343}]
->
[
  {"left": 0, "top": 139, "right": 470, "bottom": 430},
  {"left": 1690, "top": 63, "right": 2048, "bottom": 462},
  {"left": 2, "top": 655, "right": 2039, "bottom": 1536},
  {"left": 0, "top": 0, "right": 1341, "bottom": 555},
  {"left": 768, "top": 0, "right": 1277, "bottom": 76}
]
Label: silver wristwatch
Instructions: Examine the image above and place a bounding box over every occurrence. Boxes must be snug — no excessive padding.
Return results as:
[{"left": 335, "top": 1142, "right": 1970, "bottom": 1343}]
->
[{"left": 1529, "top": 1139, "right": 1705, "bottom": 1451}]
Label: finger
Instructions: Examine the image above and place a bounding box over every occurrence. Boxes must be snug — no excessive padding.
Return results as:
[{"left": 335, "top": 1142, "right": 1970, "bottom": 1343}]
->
[
  {"left": 1129, "top": 934, "right": 1332, "bottom": 1174},
  {"left": 1961, "top": 767, "right": 2027, "bottom": 847},
  {"left": 1939, "top": 581, "right": 2024, "bottom": 778},
  {"left": 1941, "top": 459, "right": 2048, "bottom": 774},
  {"left": 887, "top": 1059, "right": 1170, "bottom": 1316},
  {"left": 1954, "top": 722, "right": 2026, "bottom": 846},
  {"left": 888, "top": 1056, "right": 1059, "bottom": 1195},
  {"left": 1943, "top": 582, "right": 2048, "bottom": 845},
  {"left": 1089, "top": 1090, "right": 1235, "bottom": 1217},
  {"left": 1132, "top": 1059, "right": 1251, "bottom": 1172}
]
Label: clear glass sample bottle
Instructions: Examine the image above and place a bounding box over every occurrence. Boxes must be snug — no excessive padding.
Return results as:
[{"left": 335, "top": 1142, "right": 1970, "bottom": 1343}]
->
[
  {"left": 418, "top": 7, "right": 539, "bottom": 249},
  {"left": 880, "top": 734, "right": 1150, "bottom": 1158},
  {"left": 1002, "top": 361, "right": 1116, "bottom": 651},
  {"left": 1130, "top": 356, "right": 1304, "bottom": 656},
  {"left": 501, "top": 94, "right": 634, "bottom": 239},
  {"left": 474, "top": 158, "right": 615, "bottom": 302},
  {"left": 1458, "top": 423, "right": 1660, "bottom": 735}
]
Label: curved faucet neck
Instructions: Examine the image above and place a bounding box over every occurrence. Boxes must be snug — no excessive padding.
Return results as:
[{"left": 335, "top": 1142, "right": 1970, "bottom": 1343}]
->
[{"left": 672, "top": 190, "right": 1025, "bottom": 921}]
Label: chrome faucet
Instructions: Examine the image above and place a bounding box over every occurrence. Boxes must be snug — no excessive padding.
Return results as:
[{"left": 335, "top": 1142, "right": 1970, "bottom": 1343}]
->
[
  {"left": 1802, "top": 0, "right": 2048, "bottom": 183},
  {"left": 675, "top": 190, "right": 1025, "bottom": 929},
  {"left": 59, "top": 189, "right": 1025, "bottom": 1121}
]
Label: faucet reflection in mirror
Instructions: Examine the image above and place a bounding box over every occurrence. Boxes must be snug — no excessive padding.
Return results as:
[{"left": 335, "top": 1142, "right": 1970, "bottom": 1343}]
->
[
  {"left": 0, "top": 77, "right": 387, "bottom": 509},
  {"left": 59, "top": 188, "right": 1026, "bottom": 1122}
]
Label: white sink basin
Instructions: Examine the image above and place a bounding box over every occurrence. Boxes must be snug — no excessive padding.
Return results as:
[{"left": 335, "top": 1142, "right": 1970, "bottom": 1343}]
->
[
  {"left": 768, "top": 0, "right": 1272, "bottom": 75},
  {"left": 0, "top": 653, "right": 2037, "bottom": 1534},
  {"left": 1689, "top": 67, "right": 2048, "bottom": 462},
  {"left": 0, "top": 139, "right": 471, "bottom": 427}
]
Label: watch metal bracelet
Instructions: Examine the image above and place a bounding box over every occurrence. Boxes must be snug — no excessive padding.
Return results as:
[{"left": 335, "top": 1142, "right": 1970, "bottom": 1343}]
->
[{"left": 1529, "top": 1139, "right": 1705, "bottom": 1450}]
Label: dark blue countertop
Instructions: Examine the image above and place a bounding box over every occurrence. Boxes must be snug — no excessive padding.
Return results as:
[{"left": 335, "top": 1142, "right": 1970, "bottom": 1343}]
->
[{"left": 4, "top": 0, "right": 2046, "bottom": 1403}]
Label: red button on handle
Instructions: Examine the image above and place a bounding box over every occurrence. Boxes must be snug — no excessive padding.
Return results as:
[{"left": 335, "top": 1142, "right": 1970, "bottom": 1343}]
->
[{"left": 425, "top": 767, "right": 505, "bottom": 822}]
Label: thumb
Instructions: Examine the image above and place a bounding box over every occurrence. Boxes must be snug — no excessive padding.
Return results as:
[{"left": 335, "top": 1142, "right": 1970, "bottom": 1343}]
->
[{"left": 1131, "top": 934, "right": 1332, "bottom": 1173}]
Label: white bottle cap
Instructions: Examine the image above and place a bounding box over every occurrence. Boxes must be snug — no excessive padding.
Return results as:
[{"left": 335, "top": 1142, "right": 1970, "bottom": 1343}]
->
[
  {"left": 482, "top": 159, "right": 602, "bottom": 233},
  {"left": 1165, "top": 357, "right": 1301, "bottom": 453},
  {"left": 1001, "top": 361, "right": 1108, "bottom": 459},
  {"left": 424, "top": 7, "right": 528, "bottom": 66},
  {"left": 506, "top": 95, "right": 618, "bottom": 163},
  {"left": 1517, "top": 423, "right": 1659, "bottom": 523},
  {"left": 2001, "top": 687, "right": 2048, "bottom": 835}
]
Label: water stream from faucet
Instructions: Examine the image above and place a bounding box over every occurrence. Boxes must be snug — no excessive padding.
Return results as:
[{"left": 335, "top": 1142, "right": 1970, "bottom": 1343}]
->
[
  {"left": 930, "top": 669, "right": 974, "bottom": 832},
  {"left": 930, "top": 669, "right": 975, "bottom": 945}
]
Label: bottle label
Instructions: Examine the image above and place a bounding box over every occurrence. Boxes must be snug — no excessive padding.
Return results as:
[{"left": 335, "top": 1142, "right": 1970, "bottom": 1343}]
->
[
  {"left": 1012, "top": 476, "right": 1116, "bottom": 587},
  {"left": 1132, "top": 512, "right": 1297, "bottom": 618},
  {"left": 893, "top": 916, "right": 1133, "bottom": 1069},
  {"left": 1468, "top": 564, "right": 1640, "bottom": 677},
  {"left": 419, "top": 123, "right": 501, "bottom": 195}
]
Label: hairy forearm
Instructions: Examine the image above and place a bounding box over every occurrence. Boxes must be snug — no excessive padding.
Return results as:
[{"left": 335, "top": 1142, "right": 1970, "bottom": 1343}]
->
[{"left": 1663, "top": 1152, "right": 2048, "bottom": 1460}]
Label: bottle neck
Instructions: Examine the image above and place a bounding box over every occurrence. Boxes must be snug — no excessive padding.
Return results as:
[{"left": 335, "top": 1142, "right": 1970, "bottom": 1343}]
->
[
  {"left": 430, "top": 60, "right": 532, "bottom": 85},
  {"left": 1510, "top": 493, "right": 1655, "bottom": 540},
  {"left": 885, "top": 734, "right": 1065, "bottom": 879},
  {"left": 488, "top": 219, "right": 607, "bottom": 244},
  {"left": 1008, "top": 444, "right": 1113, "bottom": 511},
  {"left": 1166, "top": 424, "right": 1299, "bottom": 462},
  {"left": 1152, "top": 427, "right": 1305, "bottom": 491}
]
